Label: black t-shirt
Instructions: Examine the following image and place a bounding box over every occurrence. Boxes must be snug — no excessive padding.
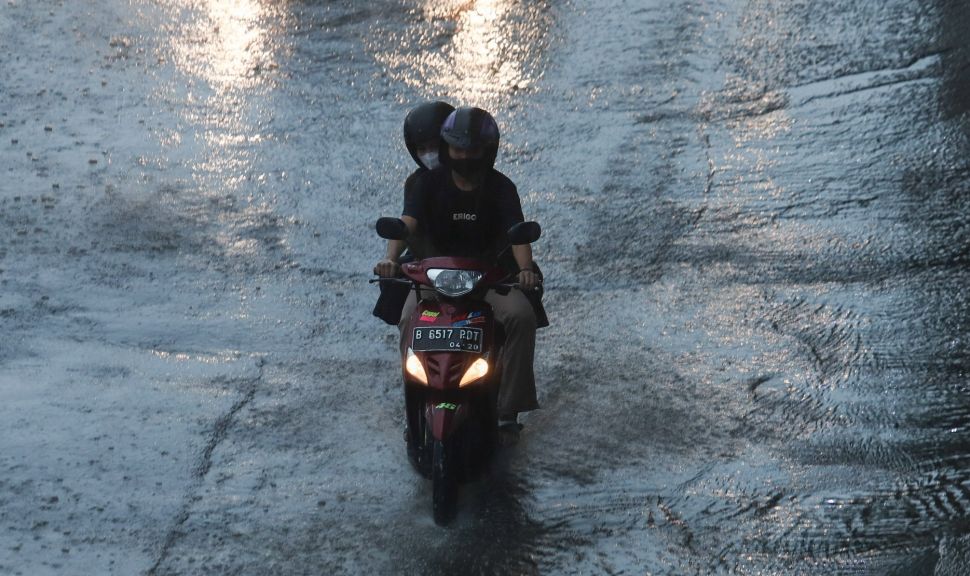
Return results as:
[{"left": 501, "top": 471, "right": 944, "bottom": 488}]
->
[
  {"left": 403, "top": 167, "right": 525, "bottom": 259},
  {"left": 403, "top": 169, "right": 424, "bottom": 214}
]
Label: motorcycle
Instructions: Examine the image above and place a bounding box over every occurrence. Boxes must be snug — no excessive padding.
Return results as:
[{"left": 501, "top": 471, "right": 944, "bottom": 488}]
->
[{"left": 372, "top": 217, "right": 541, "bottom": 525}]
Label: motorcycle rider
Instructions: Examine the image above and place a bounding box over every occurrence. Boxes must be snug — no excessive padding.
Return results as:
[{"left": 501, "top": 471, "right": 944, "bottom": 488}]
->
[
  {"left": 374, "top": 106, "right": 542, "bottom": 442},
  {"left": 373, "top": 100, "right": 455, "bottom": 325}
]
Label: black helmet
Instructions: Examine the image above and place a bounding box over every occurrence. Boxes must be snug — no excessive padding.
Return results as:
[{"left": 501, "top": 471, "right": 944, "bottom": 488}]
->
[
  {"left": 403, "top": 100, "right": 455, "bottom": 169},
  {"left": 439, "top": 107, "right": 500, "bottom": 178}
]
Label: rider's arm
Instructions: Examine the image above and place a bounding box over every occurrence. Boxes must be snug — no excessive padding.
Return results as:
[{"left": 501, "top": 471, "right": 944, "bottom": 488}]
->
[
  {"left": 381, "top": 216, "right": 418, "bottom": 261},
  {"left": 383, "top": 239, "right": 406, "bottom": 262},
  {"left": 512, "top": 243, "right": 540, "bottom": 291},
  {"left": 375, "top": 216, "right": 418, "bottom": 277},
  {"left": 376, "top": 172, "right": 426, "bottom": 277},
  {"left": 496, "top": 178, "right": 540, "bottom": 291}
]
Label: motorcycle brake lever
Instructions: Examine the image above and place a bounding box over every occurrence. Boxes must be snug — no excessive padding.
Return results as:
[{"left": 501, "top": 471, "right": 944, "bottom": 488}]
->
[
  {"left": 493, "top": 282, "right": 519, "bottom": 296},
  {"left": 499, "top": 282, "right": 542, "bottom": 292}
]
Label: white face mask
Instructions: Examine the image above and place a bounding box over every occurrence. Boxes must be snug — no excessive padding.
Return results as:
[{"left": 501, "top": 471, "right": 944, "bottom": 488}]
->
[{"left": 418, "top": 151, "right": 440, "bottom": 170}]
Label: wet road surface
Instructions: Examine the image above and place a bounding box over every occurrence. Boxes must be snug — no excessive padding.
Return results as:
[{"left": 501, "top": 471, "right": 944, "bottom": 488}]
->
[{"left": 1, "top": 0, "right": 969, "bottom": 574}]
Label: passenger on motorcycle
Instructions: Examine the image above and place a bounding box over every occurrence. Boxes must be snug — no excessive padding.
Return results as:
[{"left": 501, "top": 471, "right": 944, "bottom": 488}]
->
[
  {"left": 373, "top": 101, "right": 454, "bottom": 325},
  {"left": 374, "top": 100, "right": 455, "bottom": 282},
  {"left": 374, "top": 106, "right": 543, "bottom": 438}
]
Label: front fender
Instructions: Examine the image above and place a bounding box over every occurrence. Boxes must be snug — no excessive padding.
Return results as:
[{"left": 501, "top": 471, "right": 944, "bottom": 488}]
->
[{"left": 426, "top": 400, "right": 469, "bottom": 441}]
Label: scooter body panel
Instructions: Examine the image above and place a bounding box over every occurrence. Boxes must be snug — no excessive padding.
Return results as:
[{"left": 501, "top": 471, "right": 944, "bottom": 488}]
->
[{"left": 402, "top": 297, "right": 497, "bottom": 442}]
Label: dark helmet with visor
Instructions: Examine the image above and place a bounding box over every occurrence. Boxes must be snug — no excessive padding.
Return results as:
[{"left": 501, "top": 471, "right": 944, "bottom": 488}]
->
[
  {"left": 439, "top": 107, "right": 500, "bottom": 179},
  {"left": 403, "top": 100, "right": 455, "bottom": 169}
]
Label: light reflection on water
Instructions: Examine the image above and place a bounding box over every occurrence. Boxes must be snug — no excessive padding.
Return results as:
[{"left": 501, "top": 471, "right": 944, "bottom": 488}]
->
[
  {"left": 426, "top": 0, "right": 526, "bottom": 103},
  {"left": 165, "top": 0, "right": 280, "bottom": 92},
  {"left": 372, "top": 0, "right": 550, "bottom": 109},
  {"left": 155, "top": 0, "right": 288, "bottom": 261}
]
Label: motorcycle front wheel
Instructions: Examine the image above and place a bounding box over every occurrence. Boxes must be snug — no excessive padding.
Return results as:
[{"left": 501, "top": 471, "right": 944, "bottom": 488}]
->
[{"left": 432, "top": 438, "right": 458, "bottom": 525}]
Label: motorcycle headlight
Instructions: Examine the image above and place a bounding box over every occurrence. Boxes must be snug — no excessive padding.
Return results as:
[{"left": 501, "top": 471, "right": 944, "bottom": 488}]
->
[
  {"left": 405, "top": 348, "right": 428, "bottom": 385},
  {"left": 459, "top": 358, "right": 489, "bottom": 387},
  {"left": 426, "top": 268, "right": 483, "bottom": 297}
]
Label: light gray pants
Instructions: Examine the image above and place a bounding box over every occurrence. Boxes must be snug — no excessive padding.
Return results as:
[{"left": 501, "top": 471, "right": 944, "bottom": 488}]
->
[{"left": 399, "top": 287, "right": 538, "bottom": 416}]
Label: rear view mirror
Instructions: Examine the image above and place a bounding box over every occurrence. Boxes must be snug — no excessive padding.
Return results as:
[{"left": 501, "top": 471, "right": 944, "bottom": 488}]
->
[
  {"left": 507, "top": 221, "right": 541, "bottom": 245},
  {"left": 376, "top": 217, "right": 408, "bottom": 240}
]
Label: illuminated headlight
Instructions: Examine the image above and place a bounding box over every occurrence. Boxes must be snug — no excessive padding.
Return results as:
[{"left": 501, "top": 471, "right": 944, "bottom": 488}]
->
[
  {"left": 459, "top": 358, "right": 489, "bottom": 387},
  {"left": 405, "top": 348, "right": 428, "bottom": 384},
  {"left": 427, "top": 268, "right": 483, "bottom": 297}
]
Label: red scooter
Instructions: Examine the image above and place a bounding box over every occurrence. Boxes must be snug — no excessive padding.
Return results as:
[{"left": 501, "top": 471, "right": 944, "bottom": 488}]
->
[{"left": 373, "top": 217, "right": 541, "bottom": 525}]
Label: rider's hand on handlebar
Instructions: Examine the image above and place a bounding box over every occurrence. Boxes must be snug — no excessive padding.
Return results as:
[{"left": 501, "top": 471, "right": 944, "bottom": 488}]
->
[
  {"left": 517, "top": 269, "right": 541, "bottom": 291},
  {"left": 374, "top": 258, "right": 401, "bottom": 278}
]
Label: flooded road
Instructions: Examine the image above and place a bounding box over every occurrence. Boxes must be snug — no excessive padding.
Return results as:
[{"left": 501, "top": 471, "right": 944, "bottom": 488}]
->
[{"left": 1, "top": 0, "right": 969, "bottom": 574}]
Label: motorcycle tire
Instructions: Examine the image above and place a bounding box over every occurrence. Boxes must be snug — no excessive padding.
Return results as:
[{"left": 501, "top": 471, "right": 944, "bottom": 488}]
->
[{"left": 432, "top": 438, "right": 458, "bottom": 525}]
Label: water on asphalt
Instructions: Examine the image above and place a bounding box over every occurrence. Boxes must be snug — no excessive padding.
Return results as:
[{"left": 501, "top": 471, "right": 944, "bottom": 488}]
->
[{"left": 1, "top": 0, "right": 969, "bottom": 574}]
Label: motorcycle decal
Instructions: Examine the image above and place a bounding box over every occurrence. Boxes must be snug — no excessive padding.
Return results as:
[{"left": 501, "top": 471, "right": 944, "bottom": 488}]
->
[
  {"left": 435, "top": 402, "right": 458, "bottom": 411},
  {"left": 419, "top": 310, "right": 440, "bottom": 322},
  {"left": 451, "top": 311, "right": 486, "bottom": 327}
]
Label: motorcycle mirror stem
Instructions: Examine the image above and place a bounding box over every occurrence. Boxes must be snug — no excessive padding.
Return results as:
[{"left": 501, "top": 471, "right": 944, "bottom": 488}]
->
[
  {"left": 376, "top": 217, "right": 409, "bottom": 240},
  {"left": 507, "top": 221, "right": 541, "bottom": 245},
  {"left": 496, "top": 221, "right": 542, "bottom": 263}
]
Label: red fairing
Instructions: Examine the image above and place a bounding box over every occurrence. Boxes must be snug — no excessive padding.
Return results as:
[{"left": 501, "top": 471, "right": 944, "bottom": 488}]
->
[{"left": 405, "top": 299, "right": 496, "bottom": 390}]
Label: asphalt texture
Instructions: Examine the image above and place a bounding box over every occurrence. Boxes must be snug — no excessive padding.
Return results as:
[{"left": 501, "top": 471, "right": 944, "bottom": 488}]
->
[{"left": 1, "top": 1, "right": 969, "bottom": 574}]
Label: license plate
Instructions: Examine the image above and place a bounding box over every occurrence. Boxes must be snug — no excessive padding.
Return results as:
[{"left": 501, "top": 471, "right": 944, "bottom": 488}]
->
[{"left": 412, "top": 326, "right": 483, "bottom": 353}]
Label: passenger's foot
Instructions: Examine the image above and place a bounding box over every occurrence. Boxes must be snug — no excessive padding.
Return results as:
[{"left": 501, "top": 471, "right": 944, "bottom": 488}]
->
[{"left": 497, "top": 414, "right": 523, "bottom": 447}]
